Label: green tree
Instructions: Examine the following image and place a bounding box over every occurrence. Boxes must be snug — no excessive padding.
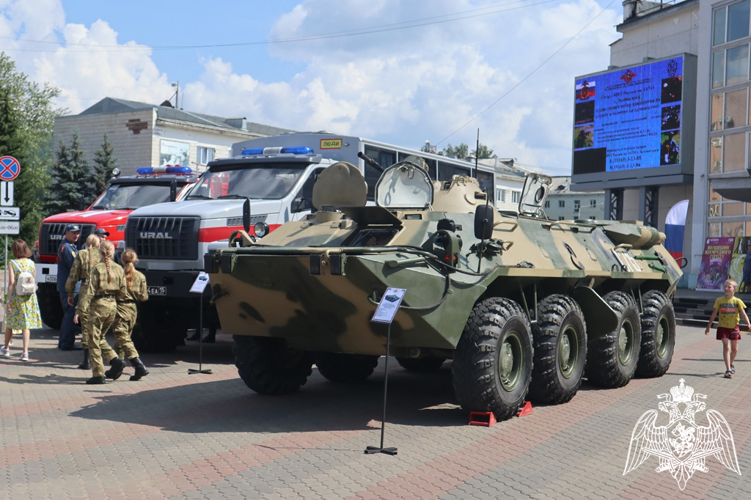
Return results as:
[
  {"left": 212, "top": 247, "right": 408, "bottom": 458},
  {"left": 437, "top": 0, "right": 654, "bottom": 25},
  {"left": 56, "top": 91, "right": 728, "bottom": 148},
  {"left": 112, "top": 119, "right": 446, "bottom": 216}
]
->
[
  {"left": 473, "top": 143, "right": 495, "bottom": 159},
  {"left": 92, "top": 134, "right": 117, "bottom": 194},
  {"left": 441, "top": 143, "right": 470, "bottom": 159},
  {"left": 0, "top": 52, "right": 63, "bottom": 245},
  {"left": 47, "top": 132, "right": 93, "bottom": 213}
]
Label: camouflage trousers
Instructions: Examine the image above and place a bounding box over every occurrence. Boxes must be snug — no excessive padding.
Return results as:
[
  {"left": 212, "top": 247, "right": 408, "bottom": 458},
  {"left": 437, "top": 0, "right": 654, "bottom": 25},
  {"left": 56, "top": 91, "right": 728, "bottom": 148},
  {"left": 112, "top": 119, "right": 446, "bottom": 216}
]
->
[
  {"left": 76, "top": 288, "right": 90, "bottom": 349},
  {"left": 88, "top": 297, "right": 118, "bottom": 378},
  {"left": 113, "top": 302, "right": 139, "bottom": 360}
]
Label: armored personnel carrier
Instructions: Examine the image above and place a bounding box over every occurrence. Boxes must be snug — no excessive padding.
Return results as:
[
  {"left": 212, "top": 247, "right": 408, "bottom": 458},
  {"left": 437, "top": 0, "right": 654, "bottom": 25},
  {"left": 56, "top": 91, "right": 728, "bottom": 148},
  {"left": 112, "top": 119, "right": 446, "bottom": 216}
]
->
[{"left": 205, "top": 157, "right": 681, "bottom": 420}]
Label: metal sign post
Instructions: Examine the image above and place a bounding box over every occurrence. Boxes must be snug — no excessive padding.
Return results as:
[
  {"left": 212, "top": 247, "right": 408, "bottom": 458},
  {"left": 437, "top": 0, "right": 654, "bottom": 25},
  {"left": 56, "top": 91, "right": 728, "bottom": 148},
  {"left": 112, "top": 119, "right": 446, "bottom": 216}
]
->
[
  {"left": 365, "top": 287, "right": 407, "bottom": 457},
  {"left": 188, "top": 272, "right": 212, "bottom": 375}
]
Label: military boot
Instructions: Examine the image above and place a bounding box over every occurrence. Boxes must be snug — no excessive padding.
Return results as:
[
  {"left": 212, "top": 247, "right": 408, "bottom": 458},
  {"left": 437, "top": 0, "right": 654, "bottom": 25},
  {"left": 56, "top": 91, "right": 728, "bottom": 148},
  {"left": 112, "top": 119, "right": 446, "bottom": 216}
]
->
[
  {"left": 86, "top": 376, "right": 106, "bottom": 385},
  {"left": 129, "top": 357, "right": 149, "bottom": 381},
  {"left": 77, "top": 348, "right": 90, "bottom": 370},
  {"left": 104, "top": 357, "right": 125, "bottom": 380}
]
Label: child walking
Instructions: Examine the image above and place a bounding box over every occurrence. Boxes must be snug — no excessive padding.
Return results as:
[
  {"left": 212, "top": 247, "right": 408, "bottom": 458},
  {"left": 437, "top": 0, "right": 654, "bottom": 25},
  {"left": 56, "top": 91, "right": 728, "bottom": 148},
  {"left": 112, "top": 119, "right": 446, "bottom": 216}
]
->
[{"left": 705, "top": 279, "right": 750, "bottom": 378}]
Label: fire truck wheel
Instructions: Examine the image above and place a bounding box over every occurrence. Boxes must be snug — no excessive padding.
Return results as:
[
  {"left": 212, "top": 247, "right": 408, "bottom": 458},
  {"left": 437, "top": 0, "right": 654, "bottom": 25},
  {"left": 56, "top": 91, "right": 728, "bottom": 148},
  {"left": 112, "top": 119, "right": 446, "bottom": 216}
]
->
[{"left": 37, "top": 283, "right": 63, "bottom": 330}]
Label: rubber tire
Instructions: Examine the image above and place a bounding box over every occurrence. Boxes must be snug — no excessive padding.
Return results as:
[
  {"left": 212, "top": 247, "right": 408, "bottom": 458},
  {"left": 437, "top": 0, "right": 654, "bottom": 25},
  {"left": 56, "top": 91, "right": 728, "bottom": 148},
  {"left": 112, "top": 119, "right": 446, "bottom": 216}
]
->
[
  {"left": 315, "top": 353, "right": 379, "bottom": 383},
  {"left": 234, "top": 335, "right": 314, "bottom": 395},
  {"left": 452, "top": 297, "right": 533, "bottom": 421},
  {"left": 585, "top": 291, "right": 642, "bottom": 388},
  {"left": 636, "top": 290, "right": 676, "bottom": 378},
  {"left": 38, "top": 283, "right": 63, "bottom": 330},
  {"left": 132, "top": 302, "right": 187, "bottom": 353},
  {"left": 528, "top": 295, "right": 587, "bottom": 405},
  {"left": 396, "top": 357, "right": 446, "bottom": 372}
]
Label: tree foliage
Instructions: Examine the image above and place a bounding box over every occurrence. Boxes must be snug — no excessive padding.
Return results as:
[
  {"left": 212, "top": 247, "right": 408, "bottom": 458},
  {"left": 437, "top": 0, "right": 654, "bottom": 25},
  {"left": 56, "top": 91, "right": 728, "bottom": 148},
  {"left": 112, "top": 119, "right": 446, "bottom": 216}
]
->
[
  {"left": 0, "top": 52, "right": 64, "bottom": 245},
  {"left": 440, "top": 142, "right": 495, "bottom": 159},
  {"left": 47, "top": 133, "right": 93, "bottom": 213},
  {"left": 92, "top": 134, "right": 118, "bottom": 194}
]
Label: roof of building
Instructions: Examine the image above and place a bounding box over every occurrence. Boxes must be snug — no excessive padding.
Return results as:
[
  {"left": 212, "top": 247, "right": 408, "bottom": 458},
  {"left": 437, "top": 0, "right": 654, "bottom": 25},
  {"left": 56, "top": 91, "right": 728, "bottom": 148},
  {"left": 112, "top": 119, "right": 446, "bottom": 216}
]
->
[
  {"left": 73, "top": 97, "right": 294, "bottom": 136},
  {"left": 549, "top": 176, "right": 604, "bottom": 195}
]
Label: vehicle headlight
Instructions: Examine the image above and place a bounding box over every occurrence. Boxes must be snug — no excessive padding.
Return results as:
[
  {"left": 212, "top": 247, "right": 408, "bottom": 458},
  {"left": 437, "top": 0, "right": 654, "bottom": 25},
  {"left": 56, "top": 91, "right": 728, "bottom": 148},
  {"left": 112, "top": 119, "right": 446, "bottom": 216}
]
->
[{"left": 254, "top": 222, "right": 269, "bottom": 238}]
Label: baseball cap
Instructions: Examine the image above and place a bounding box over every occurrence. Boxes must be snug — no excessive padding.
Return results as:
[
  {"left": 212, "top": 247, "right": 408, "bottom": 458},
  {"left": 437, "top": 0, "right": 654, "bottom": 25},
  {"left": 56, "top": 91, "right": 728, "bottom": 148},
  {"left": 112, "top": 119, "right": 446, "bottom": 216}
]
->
[
  {"left": 94, "top": 228, "right": 110, "bottom": 237},
  {"left": 64, "top": 224, "right": 81, "bottom": 233}
]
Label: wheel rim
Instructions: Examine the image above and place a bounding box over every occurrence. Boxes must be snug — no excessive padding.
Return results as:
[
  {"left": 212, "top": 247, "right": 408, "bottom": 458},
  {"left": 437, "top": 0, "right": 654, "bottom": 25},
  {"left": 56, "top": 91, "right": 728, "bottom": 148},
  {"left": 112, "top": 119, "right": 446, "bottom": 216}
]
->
[
  {"left": 499, "top": 331, "right": 523, "bottom": 391},
  {"left": 617, "top": 319, "right": 635, "bottom": 365},
  {"left": 656, "top": 315, "right": 670, "bottom": 358},
  {"left": 559, "top": 324, "right": 578, "bottom": 379}
]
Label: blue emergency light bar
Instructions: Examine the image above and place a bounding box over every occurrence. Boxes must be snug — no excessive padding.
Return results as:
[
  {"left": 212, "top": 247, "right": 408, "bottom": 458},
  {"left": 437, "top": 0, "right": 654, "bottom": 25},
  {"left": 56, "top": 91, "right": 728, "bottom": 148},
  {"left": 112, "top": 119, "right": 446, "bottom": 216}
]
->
[
  {"left": 241, "top": 146, "right": 314, "bottom": 156},
  {"left": 136, "top": 166, "right": 193, "bottom": 175}
]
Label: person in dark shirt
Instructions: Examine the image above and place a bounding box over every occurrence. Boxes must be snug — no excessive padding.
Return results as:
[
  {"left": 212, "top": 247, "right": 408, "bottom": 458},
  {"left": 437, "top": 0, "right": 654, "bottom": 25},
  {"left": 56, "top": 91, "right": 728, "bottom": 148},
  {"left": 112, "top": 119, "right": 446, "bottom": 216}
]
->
[{"left": 57, "top": 224, "right": 81, "bottom": 350}]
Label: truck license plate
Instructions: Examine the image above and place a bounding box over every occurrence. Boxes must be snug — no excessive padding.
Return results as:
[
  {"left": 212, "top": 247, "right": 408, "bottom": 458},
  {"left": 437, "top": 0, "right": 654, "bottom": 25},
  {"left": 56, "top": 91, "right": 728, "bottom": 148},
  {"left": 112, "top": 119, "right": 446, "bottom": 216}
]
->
[
  {"left": 45, "top": 275, "right": 57, "bottom": 283},
  {"left": 148, "top": 286, "right": 167, "bottom": 296}
]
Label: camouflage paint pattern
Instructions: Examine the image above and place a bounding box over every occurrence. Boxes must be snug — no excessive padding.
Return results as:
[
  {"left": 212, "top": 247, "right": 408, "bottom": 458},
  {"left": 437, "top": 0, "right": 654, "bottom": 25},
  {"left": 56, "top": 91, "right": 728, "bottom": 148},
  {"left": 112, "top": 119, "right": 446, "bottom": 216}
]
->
[
  {"left": 113, "top": 271, "right": 149, "bottom": 360},
  {"left": 86, "top": 262, "right": 126, "bottom": 377},
  {"left": 207, "top": 171, "right": 682, "bottom": 358},
  {"left": 67, "top": 248, "right": 101, "bottom": 349}
]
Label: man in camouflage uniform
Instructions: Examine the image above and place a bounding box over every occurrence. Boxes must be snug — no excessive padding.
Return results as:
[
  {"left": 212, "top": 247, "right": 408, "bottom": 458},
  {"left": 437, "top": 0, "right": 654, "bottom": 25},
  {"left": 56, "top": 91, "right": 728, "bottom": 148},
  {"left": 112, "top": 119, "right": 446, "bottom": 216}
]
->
[{"left": 65, "top": 237, "right": 100, "bottom": 370}]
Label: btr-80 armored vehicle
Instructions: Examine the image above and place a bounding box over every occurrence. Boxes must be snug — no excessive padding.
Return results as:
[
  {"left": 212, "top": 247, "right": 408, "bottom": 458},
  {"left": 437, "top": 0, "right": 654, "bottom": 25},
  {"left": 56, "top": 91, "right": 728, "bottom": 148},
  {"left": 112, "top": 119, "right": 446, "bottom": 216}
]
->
[{"left": 205, "top": 157, "right": 681, "bottom": 420}]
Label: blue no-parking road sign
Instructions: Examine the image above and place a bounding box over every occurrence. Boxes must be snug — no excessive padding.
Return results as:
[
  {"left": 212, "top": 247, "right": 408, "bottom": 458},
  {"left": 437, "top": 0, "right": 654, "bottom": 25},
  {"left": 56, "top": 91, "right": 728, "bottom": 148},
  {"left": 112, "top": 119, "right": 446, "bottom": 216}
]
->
[{"left": 0, "top": 156, "right": 21, "bottom": 181}]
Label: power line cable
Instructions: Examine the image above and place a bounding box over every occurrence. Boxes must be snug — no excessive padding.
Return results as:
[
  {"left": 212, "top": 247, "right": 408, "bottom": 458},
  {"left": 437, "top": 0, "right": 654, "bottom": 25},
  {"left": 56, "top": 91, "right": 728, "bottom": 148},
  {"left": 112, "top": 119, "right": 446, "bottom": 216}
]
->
[{"left": 435, "top": 0, "right": 618, "bottom": 147}]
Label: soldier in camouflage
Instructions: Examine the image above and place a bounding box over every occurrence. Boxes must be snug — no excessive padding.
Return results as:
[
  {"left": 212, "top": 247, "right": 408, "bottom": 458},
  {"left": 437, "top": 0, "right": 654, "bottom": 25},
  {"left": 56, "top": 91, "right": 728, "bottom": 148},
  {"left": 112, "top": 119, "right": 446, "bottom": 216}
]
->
[
  {"left": 114, "top": 249, "right": 149, "bottom": 380},
  {"left": 82, "top": 240, "right": 127, "bottom": 385},
  {"left": 67, "top": 234, "right": 101, "bottom": 370}
]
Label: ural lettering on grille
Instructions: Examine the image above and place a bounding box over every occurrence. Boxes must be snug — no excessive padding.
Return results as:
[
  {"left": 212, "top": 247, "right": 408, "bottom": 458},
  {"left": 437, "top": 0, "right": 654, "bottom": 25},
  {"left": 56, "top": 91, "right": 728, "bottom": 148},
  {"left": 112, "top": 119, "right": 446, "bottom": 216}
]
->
[{"left": 126, "top": 217, "right": 199, "bottom": 260}]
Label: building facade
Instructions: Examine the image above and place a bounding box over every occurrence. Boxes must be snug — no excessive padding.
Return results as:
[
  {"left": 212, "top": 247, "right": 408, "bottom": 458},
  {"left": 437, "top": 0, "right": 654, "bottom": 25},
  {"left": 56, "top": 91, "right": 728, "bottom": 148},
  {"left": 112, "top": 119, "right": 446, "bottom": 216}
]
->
[
  {"left": 53, "top": 97, "right": 293, "bottom": 177},
  {"left": 544, "top": 177, "right": 605, "bottom": 221}
]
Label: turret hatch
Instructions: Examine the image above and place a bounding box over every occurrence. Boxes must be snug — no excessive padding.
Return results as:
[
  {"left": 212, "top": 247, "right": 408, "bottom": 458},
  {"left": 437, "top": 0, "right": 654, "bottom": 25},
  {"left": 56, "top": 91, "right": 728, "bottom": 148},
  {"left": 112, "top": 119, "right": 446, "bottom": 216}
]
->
[
  {"left": 519, "top": 173, "right": 552, "bottom": 217},
  {"left": 375, "top": 159, "right": 434, "bottom": 210}
]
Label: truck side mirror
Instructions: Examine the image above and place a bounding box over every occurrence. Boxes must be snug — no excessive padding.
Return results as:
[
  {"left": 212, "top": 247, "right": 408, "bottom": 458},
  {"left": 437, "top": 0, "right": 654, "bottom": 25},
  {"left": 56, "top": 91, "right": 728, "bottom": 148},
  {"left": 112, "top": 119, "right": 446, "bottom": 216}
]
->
[
  {"left": 170, "top": 180, "right": 177, "bottom": 202},
  {"left": 243, "top": 198, "right": 251, "bottom": 233},
  {"left": 474, "top": 205, "right": 494, "bottom": 240}
]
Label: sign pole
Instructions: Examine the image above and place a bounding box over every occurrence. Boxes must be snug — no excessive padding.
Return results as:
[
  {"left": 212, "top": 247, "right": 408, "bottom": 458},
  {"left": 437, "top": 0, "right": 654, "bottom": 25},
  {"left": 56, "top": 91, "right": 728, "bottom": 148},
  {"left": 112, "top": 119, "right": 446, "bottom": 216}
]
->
[{"left": 2, "top": 235, "right": 6, "bottom": 333}]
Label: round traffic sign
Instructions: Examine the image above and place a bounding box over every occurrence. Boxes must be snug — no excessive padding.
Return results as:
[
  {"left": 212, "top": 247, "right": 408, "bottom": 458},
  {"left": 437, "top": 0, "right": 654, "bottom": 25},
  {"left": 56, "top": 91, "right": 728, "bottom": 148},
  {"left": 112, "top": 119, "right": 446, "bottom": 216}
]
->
[{"left": 0, "top": 156, "right": 21, "bottom": 181}]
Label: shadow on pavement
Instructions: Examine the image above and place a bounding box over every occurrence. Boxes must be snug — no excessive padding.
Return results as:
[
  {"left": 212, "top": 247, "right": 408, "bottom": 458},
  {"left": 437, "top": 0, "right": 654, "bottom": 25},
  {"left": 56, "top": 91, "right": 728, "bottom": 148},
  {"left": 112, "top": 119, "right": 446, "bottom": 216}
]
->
[{"left": 70, "top": 362, "right": 467, "bottom": 432}]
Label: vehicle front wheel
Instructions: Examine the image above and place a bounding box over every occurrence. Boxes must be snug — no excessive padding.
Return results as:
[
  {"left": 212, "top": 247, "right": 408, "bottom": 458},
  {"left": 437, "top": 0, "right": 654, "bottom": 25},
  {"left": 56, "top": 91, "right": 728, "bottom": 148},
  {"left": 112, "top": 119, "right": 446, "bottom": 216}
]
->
[
  {"left": 234, "top": 335, "right": 314, "bottom": 395},
  {"left": 37, "top": 283, "right": 63, "bottom": 330},
  {"left": 452, "top": 297, "right": 533, "bottom": 421},
  {"left": 315, "top": 353, "right": 379, "bottom": 383},
  {"left": 636, "top": 290, "right": 676, "bottom": 378}
]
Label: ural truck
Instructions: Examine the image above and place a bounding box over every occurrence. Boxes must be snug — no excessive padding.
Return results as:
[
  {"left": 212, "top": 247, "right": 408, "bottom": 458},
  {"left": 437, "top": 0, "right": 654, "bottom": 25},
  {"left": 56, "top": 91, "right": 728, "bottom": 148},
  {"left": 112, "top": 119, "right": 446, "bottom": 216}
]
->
[
  {"left": 205, "top": 158, "right": 681, "bottom": 421},
  {"left": 125, "top": 132, "right": 511, "bottom": 351},
  {"left": 35, "top": 167, "right": 196, "bottom": 329}
]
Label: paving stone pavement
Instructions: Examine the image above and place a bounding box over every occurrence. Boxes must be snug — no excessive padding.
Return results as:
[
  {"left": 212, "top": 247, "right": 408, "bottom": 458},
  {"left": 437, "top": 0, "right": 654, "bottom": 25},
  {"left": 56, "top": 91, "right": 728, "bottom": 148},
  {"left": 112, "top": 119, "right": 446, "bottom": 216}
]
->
[{"left": 1, "top": 325, "right": 749, "bottom": 499}]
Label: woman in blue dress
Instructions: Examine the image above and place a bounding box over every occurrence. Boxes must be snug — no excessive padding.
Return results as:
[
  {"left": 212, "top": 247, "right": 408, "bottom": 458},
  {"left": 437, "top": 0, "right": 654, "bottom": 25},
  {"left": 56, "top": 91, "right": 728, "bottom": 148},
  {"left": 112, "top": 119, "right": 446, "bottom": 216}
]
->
[{"left": 2, "top": 240, "right": 42, "bottom": 361}]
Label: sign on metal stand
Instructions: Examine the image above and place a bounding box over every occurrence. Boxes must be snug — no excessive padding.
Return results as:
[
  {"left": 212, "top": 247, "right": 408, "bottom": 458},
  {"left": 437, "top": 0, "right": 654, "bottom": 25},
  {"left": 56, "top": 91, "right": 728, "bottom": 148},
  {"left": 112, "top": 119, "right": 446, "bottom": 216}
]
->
[
  {"left": 365, "top": 287, "right": 407, "bottom": 457},
  {"left": 0, "top": 155, "right": 20, "bottom": 335},
  {"left": 188, "top": 272, "right": 213, "bottom": 375}
]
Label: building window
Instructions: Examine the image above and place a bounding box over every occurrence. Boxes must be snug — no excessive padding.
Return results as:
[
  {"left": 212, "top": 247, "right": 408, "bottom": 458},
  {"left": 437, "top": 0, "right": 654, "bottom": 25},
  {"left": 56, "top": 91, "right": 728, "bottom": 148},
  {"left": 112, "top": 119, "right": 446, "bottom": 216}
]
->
[
  {"left": 726, "top": 44, "right": 750, "bottom": 86},
  {"left": 728, "top": 0, "right": 750, "bottom": 42},
  {"left": 713, "top": 52, "right": 725, "bottom": 89},
  {"left": 589, "top": 199, "right": 596, "bottom": 208},
  {"left": 725, "top": 89, "right": 748, "bottom": 128},
  {"left": 714, "top": 6, "right": 727, "bottom": 46},
  {"left": 545, "top": 200, "right": 550, "bottom": 208},
  {"left": 197, "top": 146, "right": 215, "bottom": 165},
  {"left": 724, "top": 132, "right": 746, "bottom": 172},
  {"left": 574, "top": 200, "right": 581, "bottom": 211},
  {"left": 589, "top": 216, "right": 596, "bottom": 220},
  {"left": 511, "top": 191, "right": 520, "bottom": 203},
  {"left": 558, "top": 216, "right": 565, "bottom": 221},
  {"left": 711, "top": 94, "right": 724, "bottom": 131},
  {"left": 559, "top": 200, "right": 565, "bottom": 208}
]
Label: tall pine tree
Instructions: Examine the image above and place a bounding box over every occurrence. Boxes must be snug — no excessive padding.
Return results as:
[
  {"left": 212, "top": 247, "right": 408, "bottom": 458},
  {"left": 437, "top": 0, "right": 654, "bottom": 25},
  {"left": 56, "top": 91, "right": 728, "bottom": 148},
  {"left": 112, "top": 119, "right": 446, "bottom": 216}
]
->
[
  {"left": 47, "top": 132, "right": 93, "bottom": 212},
  {"left": 92, "top": 134, "right": 118, "bottom": 194},
  {"left": 0, "top": 52, "right": 62, "bottom": 244}
]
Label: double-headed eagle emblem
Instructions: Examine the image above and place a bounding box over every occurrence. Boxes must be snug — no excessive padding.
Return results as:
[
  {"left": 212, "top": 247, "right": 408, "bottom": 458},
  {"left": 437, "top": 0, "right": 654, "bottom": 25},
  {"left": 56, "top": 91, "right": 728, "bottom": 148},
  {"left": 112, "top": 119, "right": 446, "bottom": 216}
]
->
[{"left": 624, "top": 379, "right": 741, "bottom": 490}]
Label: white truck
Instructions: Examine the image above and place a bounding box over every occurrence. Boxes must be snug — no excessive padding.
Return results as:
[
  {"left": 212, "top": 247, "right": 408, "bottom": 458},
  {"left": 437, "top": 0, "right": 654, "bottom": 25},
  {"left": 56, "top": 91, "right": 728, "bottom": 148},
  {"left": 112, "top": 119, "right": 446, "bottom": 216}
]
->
[{"left": 126, "top": 132, "right": 506, "bottom": 350}]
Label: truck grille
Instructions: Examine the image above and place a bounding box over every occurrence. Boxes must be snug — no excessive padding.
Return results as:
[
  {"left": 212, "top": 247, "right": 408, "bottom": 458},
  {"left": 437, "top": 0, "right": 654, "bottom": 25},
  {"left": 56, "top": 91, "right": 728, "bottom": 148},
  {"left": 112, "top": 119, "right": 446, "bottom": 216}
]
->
[
  {"left": 125, "top": 217, "right": 199, "bottom": 260},
  {"left": 39, "top": 223, "right": 95, "bottom": 257}
]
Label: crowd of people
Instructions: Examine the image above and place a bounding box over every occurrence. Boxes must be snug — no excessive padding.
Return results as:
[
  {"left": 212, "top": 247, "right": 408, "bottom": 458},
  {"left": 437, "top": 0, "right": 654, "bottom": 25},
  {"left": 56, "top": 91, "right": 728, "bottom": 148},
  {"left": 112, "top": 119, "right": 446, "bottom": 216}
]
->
[{"left": 2, "top": 225, "right": 150, "bottom": 384}]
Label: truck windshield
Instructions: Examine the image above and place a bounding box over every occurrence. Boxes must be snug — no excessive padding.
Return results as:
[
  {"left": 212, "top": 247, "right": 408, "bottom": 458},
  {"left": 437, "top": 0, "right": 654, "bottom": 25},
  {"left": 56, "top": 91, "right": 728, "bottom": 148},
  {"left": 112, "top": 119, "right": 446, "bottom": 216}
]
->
[
  {"left": 91, "top": 184, "right": 174, "bottom": 210},
  {"left": 187, "top": 165, "right": 305, "bottom": 200}
]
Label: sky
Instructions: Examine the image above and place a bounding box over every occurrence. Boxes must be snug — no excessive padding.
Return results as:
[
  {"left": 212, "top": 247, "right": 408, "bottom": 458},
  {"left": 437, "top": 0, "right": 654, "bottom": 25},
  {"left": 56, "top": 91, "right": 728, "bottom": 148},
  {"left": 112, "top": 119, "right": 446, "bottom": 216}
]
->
[{"left": 0, "top": 0, "right": 623, "bottom": 175}]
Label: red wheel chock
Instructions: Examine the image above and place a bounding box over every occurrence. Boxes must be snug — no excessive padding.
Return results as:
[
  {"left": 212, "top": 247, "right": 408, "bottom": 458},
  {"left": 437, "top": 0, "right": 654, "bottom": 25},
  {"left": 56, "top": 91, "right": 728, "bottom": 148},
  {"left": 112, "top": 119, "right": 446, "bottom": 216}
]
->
[
  {"left": 517, "top": 401, "right": 533, "bottom": 417},
  {"left": 468, "top": 411, "right": 496, "bottom": 427}
]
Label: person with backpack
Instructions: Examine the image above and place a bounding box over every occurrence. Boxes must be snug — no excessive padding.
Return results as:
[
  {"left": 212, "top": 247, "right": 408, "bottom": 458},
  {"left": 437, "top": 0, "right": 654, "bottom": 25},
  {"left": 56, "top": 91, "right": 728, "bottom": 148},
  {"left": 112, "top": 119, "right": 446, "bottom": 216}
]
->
[{"left": 1, "top": 240, "right": 42, "bottom": 361}]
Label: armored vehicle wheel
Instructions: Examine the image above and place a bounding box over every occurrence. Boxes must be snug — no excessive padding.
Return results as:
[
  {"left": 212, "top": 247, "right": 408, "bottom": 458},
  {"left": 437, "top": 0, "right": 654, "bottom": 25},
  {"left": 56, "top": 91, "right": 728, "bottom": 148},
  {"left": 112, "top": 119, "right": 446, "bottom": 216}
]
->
[
  {"left": 585, "top": 291, "right": 641, "bottom": 388},
  {"left": 636, "top": 291, "right": 676, "bottom": 378},
  {"left": 396, "top": 357, "right": 446, "bottom": 372},
  {"left": 528, "top": 295, "right": 587, "bottom": 405},
  {"left": 452, "top": 297, "right": 533, "bottom": 421},
  {"left": 37, "top": 283, "right": 63, "bottom": 330},
  {"left": 234, "top": 336, "right": 314, "bottom": 395},
  {"left": 315, "top": 353, "right": 379, "bottom": 383}
]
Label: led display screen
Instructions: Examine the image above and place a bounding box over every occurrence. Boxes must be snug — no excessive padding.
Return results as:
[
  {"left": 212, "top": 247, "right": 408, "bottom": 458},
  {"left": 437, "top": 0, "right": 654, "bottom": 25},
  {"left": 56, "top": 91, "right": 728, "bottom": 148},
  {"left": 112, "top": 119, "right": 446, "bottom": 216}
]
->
[{"left": 572, "top": 57, "right": 684, "bottom": 175}]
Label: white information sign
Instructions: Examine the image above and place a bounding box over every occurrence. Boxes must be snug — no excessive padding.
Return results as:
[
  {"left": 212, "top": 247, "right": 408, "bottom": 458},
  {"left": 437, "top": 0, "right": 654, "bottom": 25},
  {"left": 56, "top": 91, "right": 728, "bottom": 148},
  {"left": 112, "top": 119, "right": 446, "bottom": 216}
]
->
[
  {"left": 0, "top": 206, "right": 20, "bottom": 220},
  {"left": 0, "top": 221, "right": 20, "bottom": 235},
  {"left": 190, "top": 271, "right": 210, "bottom": 294},
  {"left": 1, "top": 182, "right": 13, "bottom": 206},
  {"left": 371, "top": 287, "right": 407, "bottom": 324}
]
